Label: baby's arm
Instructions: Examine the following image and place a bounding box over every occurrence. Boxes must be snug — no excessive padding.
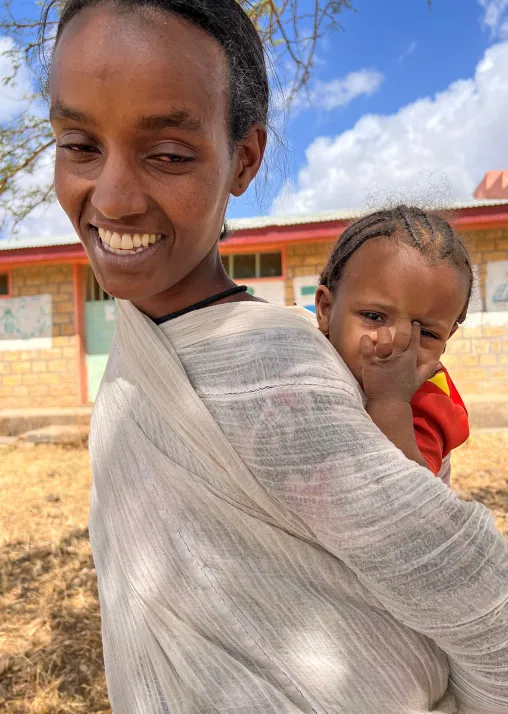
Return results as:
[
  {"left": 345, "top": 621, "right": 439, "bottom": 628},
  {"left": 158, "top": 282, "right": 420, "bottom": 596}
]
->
[
  {"left": 367, "top": 399, "right": 430, "bottom": 468},
  {"left": 360, "top": 321, "right": 441, "bottom": 471}
]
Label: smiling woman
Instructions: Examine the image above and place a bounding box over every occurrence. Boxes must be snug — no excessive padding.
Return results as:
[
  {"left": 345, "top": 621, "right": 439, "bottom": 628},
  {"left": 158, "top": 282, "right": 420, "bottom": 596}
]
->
[
  {"left": 38, "top": 1, "right": 508, "bottom": 713},
  {"left": 43, "top": 0, "right": 267, "bottom": 312}
]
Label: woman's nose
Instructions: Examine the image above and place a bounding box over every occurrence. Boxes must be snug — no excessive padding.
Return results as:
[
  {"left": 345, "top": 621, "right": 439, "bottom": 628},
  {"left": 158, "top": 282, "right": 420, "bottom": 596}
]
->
[{"left": 91, "top": 156, "right": 148, "bottom": 219}]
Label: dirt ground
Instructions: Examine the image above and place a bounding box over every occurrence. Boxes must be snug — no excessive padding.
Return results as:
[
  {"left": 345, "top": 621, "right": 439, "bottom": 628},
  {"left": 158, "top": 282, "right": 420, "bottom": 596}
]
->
[{"left": 0, "top": 433, "right": 507, "bottom": 713}]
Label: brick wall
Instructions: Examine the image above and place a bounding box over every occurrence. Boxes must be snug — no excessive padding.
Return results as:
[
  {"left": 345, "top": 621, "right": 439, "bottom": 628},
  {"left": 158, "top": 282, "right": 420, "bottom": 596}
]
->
[
  {"left": 445, "top": 227, "right": 508, "bottom": 394},
  {"left": 446, "top": 315, "right": 508, "bottom": 394},
  {"left": 285, "top": 227, "right": 508, "bottom": 396},
  {"left": 461, "top": 226, "right": 508, "bottom": 309},
  {"left": 285, "top": 241, "right": 333, "bottom": 305},
  {"left": 0, "top": 264, "right": 79, "bottom": 408}
]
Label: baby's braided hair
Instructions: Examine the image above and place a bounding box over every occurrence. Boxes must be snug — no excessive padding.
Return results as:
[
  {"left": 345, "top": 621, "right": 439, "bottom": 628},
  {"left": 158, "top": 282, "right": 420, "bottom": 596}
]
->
[{"left": 320, "top": 205, "right": 473, "bottom": 324}]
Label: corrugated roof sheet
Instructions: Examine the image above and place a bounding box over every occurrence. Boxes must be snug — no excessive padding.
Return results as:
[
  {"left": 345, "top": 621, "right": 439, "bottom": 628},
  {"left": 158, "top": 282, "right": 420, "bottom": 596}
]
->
[{"left": 2, "top": 199, "right": 508, "bottom": 251}]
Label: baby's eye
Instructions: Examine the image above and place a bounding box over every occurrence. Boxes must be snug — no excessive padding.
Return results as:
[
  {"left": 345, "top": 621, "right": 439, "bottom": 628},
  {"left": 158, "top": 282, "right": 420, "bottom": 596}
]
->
[
  {"left": 361, "top": 311, "right": 385, "bottom": 323},
  {"left": 420, "top": 329, "right": 439, "bottom": 340}
]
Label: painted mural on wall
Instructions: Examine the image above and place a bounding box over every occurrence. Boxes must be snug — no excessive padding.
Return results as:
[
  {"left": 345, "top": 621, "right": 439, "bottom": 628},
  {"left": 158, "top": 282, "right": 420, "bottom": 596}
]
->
[
  {"left": 243, "top": 280, "right": 285, "bottom": 305},
  {"left": 0, "top": 294, "right": 52, "bottom": 351},
  {"left": 486, "top": 261, "right": 508, "bottom": 312},
  {"left": 293, "top": 275, "right": 319, "bottom": 313}
]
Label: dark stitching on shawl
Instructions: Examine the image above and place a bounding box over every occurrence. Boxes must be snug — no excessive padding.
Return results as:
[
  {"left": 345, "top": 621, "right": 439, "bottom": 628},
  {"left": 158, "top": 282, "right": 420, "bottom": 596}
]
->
[{"left": 202, "top": 382, "right": 357, "bottom": 398}]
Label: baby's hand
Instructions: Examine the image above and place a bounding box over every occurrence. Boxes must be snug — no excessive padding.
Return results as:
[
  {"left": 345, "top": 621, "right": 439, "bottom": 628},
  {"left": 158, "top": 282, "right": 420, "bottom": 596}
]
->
[{"left": 360, "top": 320, "right": 440, "bottom": 404}]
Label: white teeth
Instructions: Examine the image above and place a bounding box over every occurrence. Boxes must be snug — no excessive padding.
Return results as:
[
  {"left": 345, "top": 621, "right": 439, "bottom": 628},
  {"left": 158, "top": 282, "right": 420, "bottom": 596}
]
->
[
  {"left": 98, "top": 227, "right": 112, "bottom": 245},
  {"left": 96, "top": 227, "right": 164, "bottom": 254},
  {"left": 110, "top": 232, "right": 122, "bottom": 249},
  {"left": 121, "top": 233, "right": 134, "bottom": 249}
]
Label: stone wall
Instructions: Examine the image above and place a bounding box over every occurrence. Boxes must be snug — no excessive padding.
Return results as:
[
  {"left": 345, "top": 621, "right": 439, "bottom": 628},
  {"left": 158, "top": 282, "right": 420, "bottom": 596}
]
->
[
  {"left": 0, "top": 264, "right": 79, "bottom": 408},
  {"left": 284, "top": 241, "right": 333, "bottom": 305}
]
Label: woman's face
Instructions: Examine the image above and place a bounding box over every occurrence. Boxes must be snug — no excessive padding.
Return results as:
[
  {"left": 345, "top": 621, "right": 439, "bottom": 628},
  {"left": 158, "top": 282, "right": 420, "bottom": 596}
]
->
[{"left": 50, "top": 5, "right": 265, "bottom": 308}]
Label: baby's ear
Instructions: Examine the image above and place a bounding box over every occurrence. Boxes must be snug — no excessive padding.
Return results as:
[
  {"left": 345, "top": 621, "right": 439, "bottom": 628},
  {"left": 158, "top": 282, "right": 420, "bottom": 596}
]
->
[
  {"left": 449, "top": 323, "right": 460, "bottom": 339},
  {"left": 315, "top": 286, "right": 333, "bottom": 336},
  {"left": 443, "top": 322, "right": 460, "bottom": 353}
]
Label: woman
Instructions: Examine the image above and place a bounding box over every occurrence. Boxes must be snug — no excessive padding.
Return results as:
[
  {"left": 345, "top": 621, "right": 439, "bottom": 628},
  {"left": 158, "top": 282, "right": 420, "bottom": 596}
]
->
[{"left": 43, "top": 0, "right": 508, "bottom": 711}]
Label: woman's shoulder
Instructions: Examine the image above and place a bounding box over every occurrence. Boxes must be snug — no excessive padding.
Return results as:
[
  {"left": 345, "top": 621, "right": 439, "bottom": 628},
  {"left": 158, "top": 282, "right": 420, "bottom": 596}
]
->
[
  {"left": 169, "top": 301, "right": 361, "bottom": 400},
  {"left": 164, "top": 301, "right": 319, "bottom": 346}
]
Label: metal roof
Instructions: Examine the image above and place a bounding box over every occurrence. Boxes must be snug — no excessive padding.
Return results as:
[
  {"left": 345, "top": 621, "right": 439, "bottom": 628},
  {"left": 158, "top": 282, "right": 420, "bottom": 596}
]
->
[{"left": 2, "top": 198, "right": 508, "bottom": 252}]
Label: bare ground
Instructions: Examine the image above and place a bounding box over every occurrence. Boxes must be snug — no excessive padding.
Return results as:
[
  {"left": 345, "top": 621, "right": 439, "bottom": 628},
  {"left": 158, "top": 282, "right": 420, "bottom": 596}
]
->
[{"left": 0, "top": 432, "right": 507, "bottom": 713}]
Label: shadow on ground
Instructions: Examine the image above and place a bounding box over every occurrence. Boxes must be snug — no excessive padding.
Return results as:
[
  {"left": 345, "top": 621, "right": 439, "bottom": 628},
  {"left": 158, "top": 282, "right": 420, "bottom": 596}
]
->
[{"left": 0, "top": 528, "right": 110, "bottom": 713}]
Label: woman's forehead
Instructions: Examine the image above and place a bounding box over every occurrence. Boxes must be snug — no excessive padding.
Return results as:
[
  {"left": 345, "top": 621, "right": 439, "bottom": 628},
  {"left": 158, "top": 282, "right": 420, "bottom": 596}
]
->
[{"left": 50, "top": 6, "right": 230, "bottom": 128}]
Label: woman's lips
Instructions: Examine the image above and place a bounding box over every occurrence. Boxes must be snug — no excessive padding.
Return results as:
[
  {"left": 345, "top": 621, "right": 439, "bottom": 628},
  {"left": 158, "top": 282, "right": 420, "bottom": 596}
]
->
[
  {"left": 97, "top": 226, "right": 164, "bottom": 255},
  {"left": 88, "top": 225, "right": 169, "bottom": 263}
]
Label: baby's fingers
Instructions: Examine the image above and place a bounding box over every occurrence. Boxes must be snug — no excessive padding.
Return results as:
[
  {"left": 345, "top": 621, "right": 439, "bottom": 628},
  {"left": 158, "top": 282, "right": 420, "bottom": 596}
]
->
[
  {"left": 376, "top": 326, "right": 393, "bottom": 359},
  {"left": 392, "top": 320, "right": 412, "bottom": 353},
  {"left": 360, "top": 334, "right": 376, "bottom": 362},
  {"left": 417, "top": 360, "right": 442, "bottom": 387}
]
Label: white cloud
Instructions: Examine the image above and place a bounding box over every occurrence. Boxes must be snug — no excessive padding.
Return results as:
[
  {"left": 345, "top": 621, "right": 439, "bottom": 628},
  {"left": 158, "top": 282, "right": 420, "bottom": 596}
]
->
[
  {"left": 294, "top": 69, "right": 384, "bottom": 112},
  {"left": 272, "top": 42, "right": 508, "bottom": 215},
  {"left": 478, "top": 0, "right": 508, "bottom": 37},
  {"left": 1, "top": 148, "right": 73, "bottom": 239},
  {"left": 398, "top": 41, "right": 417, "bottom": 63},
  {"left": 15, "top": 199, "right": 73, "bottom": 239},
  {"left": 0, "top": 38, "right": 72, "bottom": 238},
  {"left": 0, "top": 37, "right": 31, "bottom": 121}
]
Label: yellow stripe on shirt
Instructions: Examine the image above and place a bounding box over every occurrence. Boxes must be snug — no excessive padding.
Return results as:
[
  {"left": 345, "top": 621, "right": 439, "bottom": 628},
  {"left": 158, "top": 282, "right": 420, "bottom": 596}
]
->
[{"left": 428, "top": 370, "right": 450, "bottom": 397}]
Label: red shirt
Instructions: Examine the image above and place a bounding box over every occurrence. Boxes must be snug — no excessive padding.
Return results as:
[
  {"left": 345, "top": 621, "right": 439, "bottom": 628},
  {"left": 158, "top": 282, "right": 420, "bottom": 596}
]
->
[{"left": 411, "top": 367, "right": 470, "bottom": 476}]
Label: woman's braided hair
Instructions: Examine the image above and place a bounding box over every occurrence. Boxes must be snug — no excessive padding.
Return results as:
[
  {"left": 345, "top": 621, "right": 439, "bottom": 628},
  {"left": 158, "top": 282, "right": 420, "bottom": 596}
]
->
[{"left": 320, "top": 205, "right": 473, "bottom": 324}]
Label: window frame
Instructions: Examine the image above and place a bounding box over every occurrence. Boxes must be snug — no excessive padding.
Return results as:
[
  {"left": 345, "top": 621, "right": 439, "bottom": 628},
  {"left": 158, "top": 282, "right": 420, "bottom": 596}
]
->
[
  {"left": 220, "top": 250, "right": 284, "bottom": 280},
  {"left": 83, "top": 265, "right": 114, "bottom": 302},
  {"left": 0, "top": 269, "right": 12, "bottom": 299}
]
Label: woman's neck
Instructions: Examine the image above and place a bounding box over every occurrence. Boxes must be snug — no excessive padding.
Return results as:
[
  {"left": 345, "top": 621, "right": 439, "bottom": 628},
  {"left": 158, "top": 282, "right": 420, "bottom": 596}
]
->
[{"left": 131, "top": 250, "right": 261, "bottom": 320}]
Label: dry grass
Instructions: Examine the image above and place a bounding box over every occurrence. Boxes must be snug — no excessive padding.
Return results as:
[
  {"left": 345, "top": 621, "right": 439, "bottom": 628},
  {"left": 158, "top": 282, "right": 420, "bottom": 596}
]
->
[
  {"left": 451, "top": 431, "right": 508, "bottom": 536},
  {"left": 0, "top": 433, "right": 507, "bottom": 712},
  {"left": 0, "top": 443, "right": 107, "bottom": 713}
]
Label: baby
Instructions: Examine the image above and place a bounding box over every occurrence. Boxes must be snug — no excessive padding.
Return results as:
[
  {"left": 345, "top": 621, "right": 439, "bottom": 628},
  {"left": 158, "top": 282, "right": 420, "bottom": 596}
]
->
[{"left": 313, "top": 205, "right": 471, "bottom": 483}]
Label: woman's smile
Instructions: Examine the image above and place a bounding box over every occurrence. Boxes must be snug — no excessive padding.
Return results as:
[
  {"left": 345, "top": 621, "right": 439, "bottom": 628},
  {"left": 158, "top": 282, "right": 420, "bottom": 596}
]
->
[{"left": 88, "top": 224, "right": 171, "bottom": 265}]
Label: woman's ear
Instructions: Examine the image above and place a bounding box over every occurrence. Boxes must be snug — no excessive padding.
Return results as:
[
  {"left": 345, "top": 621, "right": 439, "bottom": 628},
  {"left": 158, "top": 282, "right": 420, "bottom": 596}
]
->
[
  {"left": 315, "top": 286, "right": 333, "bottom": 336},
  {"left": 230, "top": 125, "right": 267, "bottom": 197}
]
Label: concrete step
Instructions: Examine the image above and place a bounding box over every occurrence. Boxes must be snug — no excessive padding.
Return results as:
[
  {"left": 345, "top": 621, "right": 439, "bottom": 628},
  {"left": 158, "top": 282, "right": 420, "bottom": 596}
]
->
[
  {"left": 463, "top": 395, "right": 508, "bottom": 429},
  {"left": 0, "top": 407, "right": 92, "bottom": 437},
  {"left": 0, "top": 396, "right": 506, "bottom": 438},
  {"left": 20, "top": 424, "right": 89, "bottom": 445}
]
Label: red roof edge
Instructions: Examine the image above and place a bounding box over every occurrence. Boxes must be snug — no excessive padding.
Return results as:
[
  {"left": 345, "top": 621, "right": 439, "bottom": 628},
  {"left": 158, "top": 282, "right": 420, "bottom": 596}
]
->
[
  {"left": 0, "top": 203, "right": 507, "bottom": 263},
  {"left": 0, "top": 243, "right": 86, "bottom": 266}
]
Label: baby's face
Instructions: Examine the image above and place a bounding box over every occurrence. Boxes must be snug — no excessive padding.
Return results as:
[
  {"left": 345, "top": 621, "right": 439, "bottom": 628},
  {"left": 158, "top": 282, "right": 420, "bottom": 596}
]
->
[{"left": 316, "top": 237, "right": 470, "bottom": 383}]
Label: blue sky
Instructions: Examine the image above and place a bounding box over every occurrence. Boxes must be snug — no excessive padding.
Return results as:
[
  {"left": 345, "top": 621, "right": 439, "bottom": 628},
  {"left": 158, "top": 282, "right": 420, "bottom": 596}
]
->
[
  {"left": 2, "top": 0, "right": 508, "bottom": 235},
  {"left": 231, "top": 0, "right": 508, "bottom": 218}
]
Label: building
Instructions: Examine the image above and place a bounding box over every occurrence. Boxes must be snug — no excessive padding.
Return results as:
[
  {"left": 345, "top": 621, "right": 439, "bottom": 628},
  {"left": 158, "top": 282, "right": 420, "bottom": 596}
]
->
[{"left": 0, "top": 200, "right": 508, "bottom": 414}]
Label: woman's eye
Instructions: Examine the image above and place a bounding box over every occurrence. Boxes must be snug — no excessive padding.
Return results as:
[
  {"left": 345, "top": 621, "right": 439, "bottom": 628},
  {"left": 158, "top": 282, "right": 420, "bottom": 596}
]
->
[
  {"left": 58, "top": 143, "right": 99, "bottom": 154},
  {"left": 149, "top": 154, "right": 193, "bottom": 164},
  {"left": 361, "top": 312, "right": 384, "bottom": 323}
]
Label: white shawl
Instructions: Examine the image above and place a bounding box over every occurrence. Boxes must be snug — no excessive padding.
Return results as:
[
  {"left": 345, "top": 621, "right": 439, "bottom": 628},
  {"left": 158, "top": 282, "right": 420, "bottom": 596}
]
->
[{"left": 89, "top": 299, "right": 508, "bottom": 714}]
